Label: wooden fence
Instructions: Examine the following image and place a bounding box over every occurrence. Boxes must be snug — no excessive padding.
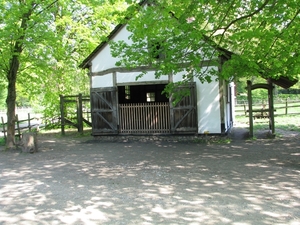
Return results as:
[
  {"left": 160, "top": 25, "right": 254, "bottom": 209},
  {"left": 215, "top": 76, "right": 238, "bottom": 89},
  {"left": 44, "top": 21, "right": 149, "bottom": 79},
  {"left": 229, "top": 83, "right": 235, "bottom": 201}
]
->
[
  {"left": 1, "top": 113, "right": 41, "bottom": 140},
  {"left": 60, "top": 94, "right": 92, "bottom": 135},
  {"left": 119, "top": 102, "right": 170, "bottom": 134},
  {"left": 235, "top": 99, "right": 300, "bottom": 116}
]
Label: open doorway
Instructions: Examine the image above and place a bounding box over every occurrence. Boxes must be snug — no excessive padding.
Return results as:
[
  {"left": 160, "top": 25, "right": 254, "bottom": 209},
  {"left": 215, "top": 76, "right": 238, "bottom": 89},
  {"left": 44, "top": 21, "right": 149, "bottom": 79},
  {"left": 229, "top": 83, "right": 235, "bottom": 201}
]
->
[
  {"left": 117, "top": 84, "right": 170, "bottom": 134},
  {"left": 118, "top": 84, "right": 169, "bottom": 104}
]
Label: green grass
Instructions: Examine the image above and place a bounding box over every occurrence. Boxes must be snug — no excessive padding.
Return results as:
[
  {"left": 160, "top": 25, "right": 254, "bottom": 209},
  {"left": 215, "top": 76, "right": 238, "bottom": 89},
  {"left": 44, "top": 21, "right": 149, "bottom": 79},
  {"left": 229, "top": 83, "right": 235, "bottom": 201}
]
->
[
  {"left": 235, "top": 102, "right": 300, "bottom": 117},
  {"left": 0, "top": 137, "right": 5, "bottom": 146},
  {"left": 235, "top": 114, "right": 300, "bottom": 133},
  {"left": 38, "top": 127, "right": 92, "bottom": 139}
]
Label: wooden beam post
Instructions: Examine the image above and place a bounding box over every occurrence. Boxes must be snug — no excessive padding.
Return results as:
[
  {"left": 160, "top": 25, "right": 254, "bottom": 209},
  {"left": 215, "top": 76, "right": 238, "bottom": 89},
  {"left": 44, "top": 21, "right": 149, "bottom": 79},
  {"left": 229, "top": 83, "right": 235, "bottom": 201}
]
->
[
  {"left": 247, "top": 80, "right": 254, "bottom": 138},
  {"left": 28, "top": 113, "right": 31, "bottom": 131},
  {"left": 60, "top": 95, "right": 65, "bottom": 135},
  {"left": 1, "top": 117, "right": 6, "bottom": 141},
  {"left": 77, "top": 94, "right": 83, "bottom": 134},
  {"left": 268, "top": 80, "right": 275, "bottom": 134},
  {"left": 16, "top": 114, "right": 21, "bottom": 140}
]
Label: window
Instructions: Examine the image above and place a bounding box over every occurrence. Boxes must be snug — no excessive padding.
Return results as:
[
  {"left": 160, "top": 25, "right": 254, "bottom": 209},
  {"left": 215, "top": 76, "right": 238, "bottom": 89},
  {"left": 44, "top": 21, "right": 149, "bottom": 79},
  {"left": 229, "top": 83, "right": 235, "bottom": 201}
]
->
[
  {"left": 149, "top": 40, "right": 165, "bottom": 60},
  {"left": 146, "top": 92, "right": 155, "bottom": 102},
  {"left": 125, "top": 86, "right": 130, "bottom": 100}
]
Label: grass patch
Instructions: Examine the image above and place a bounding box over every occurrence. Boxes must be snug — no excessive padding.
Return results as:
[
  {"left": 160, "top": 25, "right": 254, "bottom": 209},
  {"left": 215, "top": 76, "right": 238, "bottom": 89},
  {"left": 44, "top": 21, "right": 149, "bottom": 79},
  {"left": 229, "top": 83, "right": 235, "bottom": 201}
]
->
[
  {"left": 0, "top": 137, "right": 5, "bottom": 146},
  {"left": 235, "top": 114, "right": 300, "bottom": 133},
  {"left": 193, "top": 136, "right": 231, "bottom": 144},
  {"left": 38, "top": 127, "right": 92, "bottom": 139}
]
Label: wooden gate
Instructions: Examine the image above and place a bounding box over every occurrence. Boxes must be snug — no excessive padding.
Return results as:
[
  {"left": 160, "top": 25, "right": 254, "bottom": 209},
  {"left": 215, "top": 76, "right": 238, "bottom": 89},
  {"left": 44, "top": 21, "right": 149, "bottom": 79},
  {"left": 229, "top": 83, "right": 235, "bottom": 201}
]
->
[
  {"left": 90, "top": 87, "right": 118, "bottom": 135},
  {"left": 170, "top": 82, "right": 197, "bottom": 133},
  {"left": 119, "top": 102, "right": 170, "bottom": 134}
]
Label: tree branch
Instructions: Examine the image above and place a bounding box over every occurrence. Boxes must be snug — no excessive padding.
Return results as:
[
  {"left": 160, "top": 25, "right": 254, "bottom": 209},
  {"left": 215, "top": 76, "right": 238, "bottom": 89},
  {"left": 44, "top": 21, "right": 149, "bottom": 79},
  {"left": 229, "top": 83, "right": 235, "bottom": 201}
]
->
[
  {"left": 35, "top": 0, "right": 59, "bottom": 16},
  {"left": 264, "top": 8, "right": 300, "bottom": 58},
  {"left": 222, "top": 0, "right": 271, "bottom": 32},
  {"left": 211, "top": 0, "right": 236, "bottom": 37}
]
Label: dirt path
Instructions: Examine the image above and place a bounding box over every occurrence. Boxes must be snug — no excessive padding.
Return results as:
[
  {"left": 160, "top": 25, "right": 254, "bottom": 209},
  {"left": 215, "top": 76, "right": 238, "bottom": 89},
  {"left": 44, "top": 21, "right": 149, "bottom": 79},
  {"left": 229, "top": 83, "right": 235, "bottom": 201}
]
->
[{"left": 0, "top": 131, "right": 299, "bottom": 225}]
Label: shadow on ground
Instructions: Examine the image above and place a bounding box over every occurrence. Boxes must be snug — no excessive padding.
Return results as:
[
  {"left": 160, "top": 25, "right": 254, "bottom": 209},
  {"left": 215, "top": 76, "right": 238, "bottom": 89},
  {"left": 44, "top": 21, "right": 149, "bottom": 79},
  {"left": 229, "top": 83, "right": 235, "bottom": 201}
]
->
[{"left": 0, "top": 129, "right": 299, "bottom": 225}]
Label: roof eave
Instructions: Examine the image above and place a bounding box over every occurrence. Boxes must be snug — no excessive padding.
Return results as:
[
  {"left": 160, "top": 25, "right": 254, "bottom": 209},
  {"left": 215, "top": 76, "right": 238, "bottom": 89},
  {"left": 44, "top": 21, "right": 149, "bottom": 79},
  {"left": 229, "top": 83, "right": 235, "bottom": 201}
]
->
[
  {"left": 79, "top": 23, "right": 126, "bottom": 69},
  {"left": 79, "top": 0, "right": 149, "bottom": 69}
]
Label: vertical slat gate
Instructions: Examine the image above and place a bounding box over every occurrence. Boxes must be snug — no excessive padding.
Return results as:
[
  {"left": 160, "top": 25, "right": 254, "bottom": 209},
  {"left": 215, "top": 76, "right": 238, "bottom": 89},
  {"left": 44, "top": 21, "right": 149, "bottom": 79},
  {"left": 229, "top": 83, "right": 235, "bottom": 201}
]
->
[
  {"left": 170, "top": 82, "right": 197, "bottom": 133},
  {"left": 90, "top": 87, "right": 118, "bottom": 135},
  {"left": 119, "top": 102, "right": 170, "bottom": 134}
]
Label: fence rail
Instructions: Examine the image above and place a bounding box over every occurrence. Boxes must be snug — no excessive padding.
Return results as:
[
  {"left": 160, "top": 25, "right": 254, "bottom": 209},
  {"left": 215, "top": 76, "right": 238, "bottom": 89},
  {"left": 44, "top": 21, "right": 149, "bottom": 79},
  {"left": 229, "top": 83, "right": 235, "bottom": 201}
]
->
[
  {"left": 1, "top": 113, "right": 41, "bottom": 140},
  {"left": 119, "top": 102, "right": 170, "bottom": 134},
  {"left": 235, "top": 99, "right": 300, "bottom": 116},
  {"left": 60, "top": 94, "right": 91, "bottom": 135}
]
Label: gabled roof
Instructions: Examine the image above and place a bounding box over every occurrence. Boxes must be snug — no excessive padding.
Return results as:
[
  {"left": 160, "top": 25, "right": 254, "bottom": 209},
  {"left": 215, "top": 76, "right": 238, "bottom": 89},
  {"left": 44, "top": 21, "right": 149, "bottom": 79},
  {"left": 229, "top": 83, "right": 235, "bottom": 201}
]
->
[
  {"left": 79, "top": 2, "right": 297, "bottom": 89},
  {"left": 79, "top": 0, "right": 148, "bottom": 69},
  {"left": 270, "top": 77, "right": 298, "bottom": 89},
  {"left": 79, "top": 23, "right": 126, "bottom": 69}
]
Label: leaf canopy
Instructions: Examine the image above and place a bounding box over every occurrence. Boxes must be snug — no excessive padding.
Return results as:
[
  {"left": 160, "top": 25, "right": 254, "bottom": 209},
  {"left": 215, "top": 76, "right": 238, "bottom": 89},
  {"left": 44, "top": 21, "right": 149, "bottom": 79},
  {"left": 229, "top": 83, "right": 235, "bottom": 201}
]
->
[
  {"left": 0, "top": 0, "right": 127, "bottom": 115},
  {"left": 111, "top": 0, "right": 300, "bottom": 85}
]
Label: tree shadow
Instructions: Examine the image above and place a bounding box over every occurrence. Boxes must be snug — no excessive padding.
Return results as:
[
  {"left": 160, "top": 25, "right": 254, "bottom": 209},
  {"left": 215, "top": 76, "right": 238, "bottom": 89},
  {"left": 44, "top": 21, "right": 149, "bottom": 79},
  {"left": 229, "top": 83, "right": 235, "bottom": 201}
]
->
[{"left": 0, "top": 137, "right": 299, "bottom": 224}]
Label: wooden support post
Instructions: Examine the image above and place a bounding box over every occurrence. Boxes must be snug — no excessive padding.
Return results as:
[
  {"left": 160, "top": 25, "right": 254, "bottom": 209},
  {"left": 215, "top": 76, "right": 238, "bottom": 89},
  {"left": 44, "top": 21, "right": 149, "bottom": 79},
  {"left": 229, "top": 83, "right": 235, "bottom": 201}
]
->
[
  {"left": 247, "top": 80, "right": 254, "bottom": 138},
  {"left": 60, "top": 95, "right": 65, "bottom": 135},
  {"left": 1, "top": 117, "right": 6, "bottom": 140},
  {"left": 28, "top": 113, "right": 31, "bottom": 131},
  {"left": 285, "top": 98, "right": 288, "bottom": 115},
  {"left": 77, "top": 94, "right": 83, "bottom": 133},
  {"left": 268, "top": 80, "right": 275, "bottom": 134},
  {"left": 16, "top": 114, "right": 21, "bottom": 140}
]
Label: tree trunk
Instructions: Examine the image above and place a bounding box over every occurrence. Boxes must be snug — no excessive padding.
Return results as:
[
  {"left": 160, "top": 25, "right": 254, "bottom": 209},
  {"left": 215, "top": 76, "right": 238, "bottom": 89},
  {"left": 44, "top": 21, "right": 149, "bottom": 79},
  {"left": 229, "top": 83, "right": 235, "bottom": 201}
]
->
[
  {"left": 5, "top": 9, "right": 32, "bottom": 149},
  {"left": 5, "top": 56, "right": 19, "bottom": 149}
]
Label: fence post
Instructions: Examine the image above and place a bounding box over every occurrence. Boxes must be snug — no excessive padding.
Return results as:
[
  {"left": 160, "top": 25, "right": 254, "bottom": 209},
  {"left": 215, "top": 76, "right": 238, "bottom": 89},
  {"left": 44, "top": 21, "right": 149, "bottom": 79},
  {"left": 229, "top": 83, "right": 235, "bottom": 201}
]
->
[
  {"left": 77, "top": 94, "right": 83, "bottom": 134},
  {"left": 285, "top": 98, "right": 288, "bottom": 115},
  {"left": 28, "top": 113, "right": 31, "bottom": 131},
  {"left": 247, "top": 81, "right": 254, "bottom": 138},
  {"left": 1, "top": 117, "right": 6, "bottom": 140},
  {"left": 60, "top": 95, "right": 65, "bottom": 135},
  {"left": 16, "top": 114, "right": 21, "bottom": 140}
]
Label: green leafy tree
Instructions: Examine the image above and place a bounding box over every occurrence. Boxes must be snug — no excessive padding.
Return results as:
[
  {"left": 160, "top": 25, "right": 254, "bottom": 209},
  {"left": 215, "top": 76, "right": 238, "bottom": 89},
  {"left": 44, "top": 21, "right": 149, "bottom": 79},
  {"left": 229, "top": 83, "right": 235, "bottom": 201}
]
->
[
  {"left": 0, "top": 0, "right": 126, "bottom": 148},
  {"left": 111, "top": 0, "right": 300, "bottom": 95}
]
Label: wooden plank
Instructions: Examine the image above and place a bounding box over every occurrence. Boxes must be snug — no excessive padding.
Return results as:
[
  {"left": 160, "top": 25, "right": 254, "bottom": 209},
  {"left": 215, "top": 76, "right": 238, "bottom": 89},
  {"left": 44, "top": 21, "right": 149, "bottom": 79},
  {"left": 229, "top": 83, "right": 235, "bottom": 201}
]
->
[
  {"left": 170, "top": 82, "right": 197, "bottom": 133},
  {"left": 1, "top": 117, "right": 6, "bottom": 140},
  {"left": 90, "top": 60, "right": 218, "bottom": 77},
  {"left": 118, "top": 102, "right": 170, "bottom": 134},
  {"left": 77, "top": 94, "right": 83, "bottom": 133},
  {"left": 91, "top": 87, "right": 118, "bottom": 135}
]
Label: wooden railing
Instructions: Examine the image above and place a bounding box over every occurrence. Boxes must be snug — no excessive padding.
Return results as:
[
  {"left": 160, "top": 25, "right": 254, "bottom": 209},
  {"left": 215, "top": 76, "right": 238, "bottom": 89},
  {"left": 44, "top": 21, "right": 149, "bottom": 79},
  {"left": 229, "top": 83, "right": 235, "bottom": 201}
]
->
[
  {"left": 235, "top": 99, "right": 300, "bottom": 117},
  {"left": 1, "top": 113, "right": 41, "bottom": 140},
  {"left": 60, "top": 94, "right": 91, "bottom": 135},
  {"left": 119, "top": 102, "right": 170, "bottom": 134}
]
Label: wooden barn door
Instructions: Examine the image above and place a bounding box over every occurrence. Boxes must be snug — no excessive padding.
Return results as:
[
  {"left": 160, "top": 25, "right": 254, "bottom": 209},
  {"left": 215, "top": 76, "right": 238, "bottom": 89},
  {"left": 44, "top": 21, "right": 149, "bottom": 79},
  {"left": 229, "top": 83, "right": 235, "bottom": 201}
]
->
[
  {"left": 170, "top": 82, "right": 197, "bottom": 134},
  {"left": 90, "top": 87, "right": 118, "bottom": 135}
]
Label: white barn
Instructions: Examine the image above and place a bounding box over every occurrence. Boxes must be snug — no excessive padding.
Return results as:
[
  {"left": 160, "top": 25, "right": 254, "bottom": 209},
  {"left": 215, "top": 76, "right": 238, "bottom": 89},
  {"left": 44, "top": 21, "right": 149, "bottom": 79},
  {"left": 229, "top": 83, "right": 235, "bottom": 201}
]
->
[{"left": 80, "top": 19, "right": 235, "bottom": 136}]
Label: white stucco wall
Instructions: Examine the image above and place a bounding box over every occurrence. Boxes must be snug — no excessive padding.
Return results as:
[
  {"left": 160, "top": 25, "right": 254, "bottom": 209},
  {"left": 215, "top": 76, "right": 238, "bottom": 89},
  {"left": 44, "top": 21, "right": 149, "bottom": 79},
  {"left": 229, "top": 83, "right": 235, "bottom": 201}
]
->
[
  {"left": 91, "top": 25, "right": 132, "bottom": 73},
  {"left": 195, "top": 67, "right": 221, "bottom": 134},
  {"left": 117, "top": 71, "right": 168, "bottom": 84},
  {"left": 91, "top": 73, "right": 114, "bottom": 88},
  {"left": 91, "top": 71, "right": 169, "bottom": 88}
]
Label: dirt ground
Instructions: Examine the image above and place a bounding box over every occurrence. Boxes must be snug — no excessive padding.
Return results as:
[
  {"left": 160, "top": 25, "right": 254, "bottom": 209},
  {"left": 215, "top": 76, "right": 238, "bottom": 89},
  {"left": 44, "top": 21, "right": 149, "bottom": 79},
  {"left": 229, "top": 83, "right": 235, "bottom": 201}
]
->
[{"left": 0, "top": 127, "right": 299, "bottom": 225}]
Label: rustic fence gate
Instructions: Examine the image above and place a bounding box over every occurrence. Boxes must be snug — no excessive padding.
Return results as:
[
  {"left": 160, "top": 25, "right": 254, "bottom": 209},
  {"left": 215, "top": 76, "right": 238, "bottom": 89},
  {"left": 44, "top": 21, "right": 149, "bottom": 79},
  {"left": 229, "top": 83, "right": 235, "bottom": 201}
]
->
[
  {"left": 170, "top": 82, "right": 197, "bottom": 133},
  {"left": 60, "top": 94, "right": 91, "bottom": 135},
  {"left": 90, "top": 87, "right": 118, "bottom": 135},
  {"left": 119, "top": 102, "right": 170, "bottom": 134}
]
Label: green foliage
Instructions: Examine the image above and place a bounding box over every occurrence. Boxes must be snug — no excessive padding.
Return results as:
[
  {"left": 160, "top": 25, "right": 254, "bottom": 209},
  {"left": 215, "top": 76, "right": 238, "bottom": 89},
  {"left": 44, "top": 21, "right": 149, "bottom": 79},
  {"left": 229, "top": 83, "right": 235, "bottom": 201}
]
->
[
  {"left": 0, "top": 86, "right": 6, "bottom": 109},
  {"left": 111, "top": 0, "right": 300, "bottom": 92},
  {"left": 0, "top": 137, "right": 4, "bottom": 146},
  {"left": 0, "top": 0, "right": 127, "bottom": 119}
]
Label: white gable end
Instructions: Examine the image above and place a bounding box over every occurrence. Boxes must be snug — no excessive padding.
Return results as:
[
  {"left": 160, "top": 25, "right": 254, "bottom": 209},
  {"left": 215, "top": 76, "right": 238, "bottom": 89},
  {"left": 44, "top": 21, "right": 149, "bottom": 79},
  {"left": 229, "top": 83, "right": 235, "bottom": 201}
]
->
[{"left": 91, "top": 25, "right": 133, "bottom": 73}]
